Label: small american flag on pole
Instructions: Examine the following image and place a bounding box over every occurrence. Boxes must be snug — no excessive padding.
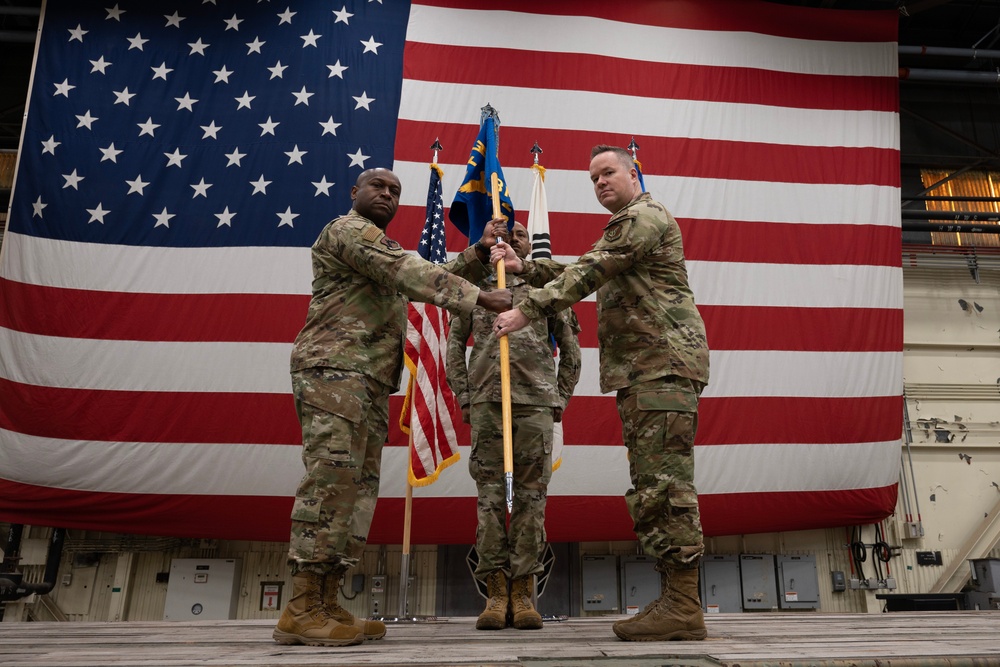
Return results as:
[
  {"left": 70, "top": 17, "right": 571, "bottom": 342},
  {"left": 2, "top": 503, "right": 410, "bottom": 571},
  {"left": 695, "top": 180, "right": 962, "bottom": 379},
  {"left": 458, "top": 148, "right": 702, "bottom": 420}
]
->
[{"left": 399, "top": 163, "right": 462, "bottom": 486}]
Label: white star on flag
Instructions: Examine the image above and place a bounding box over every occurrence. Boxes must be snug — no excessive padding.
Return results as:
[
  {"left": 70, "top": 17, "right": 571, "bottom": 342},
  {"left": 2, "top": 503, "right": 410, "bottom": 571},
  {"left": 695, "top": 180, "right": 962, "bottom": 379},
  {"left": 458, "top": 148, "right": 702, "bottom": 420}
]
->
[
  {"left": 215, "top": 207, "right": 237, "bottom": 227},
  {"left": 347, "top": 148, "right": 369, "bottom": 167},
  {"left": 41, "top": 135, "right": 61, "bottom": 155},
  {"left": 300, "top": 30, "right": 321, "bottom": 47},
  {"left": 89, "top": 56, "right": 111, "bottom": 74},
  {"left": 191, "top": 178, "right": 213, "bottom": 198},
  {"left": 312, "top": 176, "right": 334, "bottom": 196},
  {"left": 127, "top": 33, "right": 148, "bottom": 50},
  {"left": 99, "top": 143, "right": 122, "bottom": 163},
  {"left": 53, "top": 79, "right": 75, "bottom": 97},
  {"left": 152, "top": 207, "right": 174, "bottom": 228},
  {"left": 164, "top": 12, "right": 185, "bottom": 28},
  {"left": 126, "top": 175, "right": 149, "bottom": 196},
  {"left": 62, "top": 169, "right": 84, "bottom": 190},
  {"left": 76, "top": 110, "right": 98, "bottom": 129},
  {"left": 86, "top": 203, "right": 110, "bottom": 224},
  {"left": 250, "top": 175, "right": 271, "bottom": 195},
  {"left": 213, "top": 66, "right": 233, "bottom": 83},
  {"left": 327, "top": 60, "right": 347, "bottom": 78},
  {"left": 137, "top": 118, "right": 160, "bottom": 137},
  {"left": 276, "top": 206, "right": 298, "bottom": 227},
  {"left": 284, "top": 145, "right": 307, "bottom": 165},
  {"left": 164, "top": 148, "right": 186, "bottom": 168}
]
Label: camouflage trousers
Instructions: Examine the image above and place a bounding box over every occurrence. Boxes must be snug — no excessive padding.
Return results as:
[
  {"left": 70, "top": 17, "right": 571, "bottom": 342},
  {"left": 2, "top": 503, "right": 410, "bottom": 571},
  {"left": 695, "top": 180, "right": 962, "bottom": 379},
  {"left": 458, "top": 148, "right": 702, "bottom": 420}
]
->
[
  {"left": 287, "top": 367, "right": 390, "bottom": 576},
  {"left": 616, "top": 376, "right": 706, "bottom": 571},
  {"left": 469, "top": 402, "right": 553, "bottom": 581}
]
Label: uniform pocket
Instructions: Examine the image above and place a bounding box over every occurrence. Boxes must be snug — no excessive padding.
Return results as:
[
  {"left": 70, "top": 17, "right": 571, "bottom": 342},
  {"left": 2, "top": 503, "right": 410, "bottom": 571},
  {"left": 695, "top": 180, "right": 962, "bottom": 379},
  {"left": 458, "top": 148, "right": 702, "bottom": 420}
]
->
[
  {"left": 295, "top": 372, "right": 369, "bottom": 424},
  {"left": 635, "top": 389, "right": 697, "bottom": 413}
]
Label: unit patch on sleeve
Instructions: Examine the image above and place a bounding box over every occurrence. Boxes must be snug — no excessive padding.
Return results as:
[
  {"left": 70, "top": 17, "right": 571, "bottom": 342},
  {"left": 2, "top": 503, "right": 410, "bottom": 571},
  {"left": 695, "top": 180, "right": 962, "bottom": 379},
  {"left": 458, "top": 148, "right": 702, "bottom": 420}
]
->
[{"left": 603, "top": 223, "right": 624, "bottom": 242}]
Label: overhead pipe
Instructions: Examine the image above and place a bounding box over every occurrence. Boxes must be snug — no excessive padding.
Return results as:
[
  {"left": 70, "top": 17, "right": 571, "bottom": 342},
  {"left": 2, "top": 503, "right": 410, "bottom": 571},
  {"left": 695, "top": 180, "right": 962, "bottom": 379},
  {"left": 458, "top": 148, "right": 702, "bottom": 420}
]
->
[
  {"left": 899, "top": 67, "right": 1000, "bottom": 84},
  {"left": 899, "top": 45, "right": 1000, "bottom": 60},
  {"left": 902, "top": 222, "right": 1000, "bottom": 234},
  {"left": 901, "top": 210, "right": 1000, "bottom": 224},
  {"left": 0, "top": 30, "right": 37, "bottom": 43},
  {"left": 903, "top": 195, "right": 1000, "bottom": 203}
]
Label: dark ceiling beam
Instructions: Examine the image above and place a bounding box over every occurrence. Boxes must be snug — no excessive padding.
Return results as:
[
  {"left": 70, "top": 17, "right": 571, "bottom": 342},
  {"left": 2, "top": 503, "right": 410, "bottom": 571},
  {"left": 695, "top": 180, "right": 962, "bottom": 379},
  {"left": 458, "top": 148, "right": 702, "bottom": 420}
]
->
[{"left": 901, "top": 0, "right": 958, "bottom": 14}]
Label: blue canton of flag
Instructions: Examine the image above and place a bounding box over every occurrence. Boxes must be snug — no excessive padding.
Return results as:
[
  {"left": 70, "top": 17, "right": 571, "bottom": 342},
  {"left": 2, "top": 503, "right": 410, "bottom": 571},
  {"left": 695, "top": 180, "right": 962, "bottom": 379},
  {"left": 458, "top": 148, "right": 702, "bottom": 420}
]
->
[
  {"left": 448, "top": 111, "right": 514, "bottom": 243},
  {"left": 418, "top": 164, "right": 447, "bottom": 263},
  {"left": 10, "top": 0, "right": 410, "bottom": 248}
]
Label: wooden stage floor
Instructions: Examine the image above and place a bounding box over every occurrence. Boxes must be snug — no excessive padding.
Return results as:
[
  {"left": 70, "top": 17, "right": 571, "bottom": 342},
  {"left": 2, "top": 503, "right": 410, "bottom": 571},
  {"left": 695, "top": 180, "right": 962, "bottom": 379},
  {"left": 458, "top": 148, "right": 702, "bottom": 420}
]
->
[{"left": 1, "top": 612, "right": 998, "bottom": 667}]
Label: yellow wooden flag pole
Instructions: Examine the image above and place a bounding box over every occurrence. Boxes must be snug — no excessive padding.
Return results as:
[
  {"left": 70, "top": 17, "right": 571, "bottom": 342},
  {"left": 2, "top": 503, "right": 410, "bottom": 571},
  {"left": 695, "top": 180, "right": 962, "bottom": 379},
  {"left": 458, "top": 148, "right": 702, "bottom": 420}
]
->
[{"left": 490, "top": 172, "right": 515, "bottom": 515}]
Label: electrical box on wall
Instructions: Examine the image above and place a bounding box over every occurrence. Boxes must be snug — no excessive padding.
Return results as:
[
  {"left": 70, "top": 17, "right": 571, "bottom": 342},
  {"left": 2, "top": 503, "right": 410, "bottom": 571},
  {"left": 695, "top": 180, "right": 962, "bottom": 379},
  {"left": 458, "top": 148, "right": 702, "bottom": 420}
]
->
[
  {"left": 163, "top": 559, "right": 242, "bottom": 621},
  {"left": 370, "top": 574, "right": 386, "bottom": 617},
  {"left": 740, "top": 554, "right": 778, "bottom": 610},
  {"left": 777, "top": 554, "right": 820, "bottom": 610},
  {"left": 581, "top": 555, "right": 618, "bottom": 612},
  {"left": 701, "top": 554, "right": 741, "bottom": 613},
  {"left": 620, "top": 555, "right": 658, "bottom": 615}
]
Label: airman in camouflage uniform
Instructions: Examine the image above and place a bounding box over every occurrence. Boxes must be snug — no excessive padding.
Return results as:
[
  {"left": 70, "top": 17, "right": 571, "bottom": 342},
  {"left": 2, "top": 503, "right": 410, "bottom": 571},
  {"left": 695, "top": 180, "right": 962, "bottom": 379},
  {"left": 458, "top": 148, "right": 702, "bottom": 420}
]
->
[
  {"left": 446, "top": 222, "right": 582, "bottom": 631},
  {"left": 491, "top": 146, "right": 710, "bottom": 642},
  {"left": 274, "top": 168, "right": 512, "bottom": 648}
]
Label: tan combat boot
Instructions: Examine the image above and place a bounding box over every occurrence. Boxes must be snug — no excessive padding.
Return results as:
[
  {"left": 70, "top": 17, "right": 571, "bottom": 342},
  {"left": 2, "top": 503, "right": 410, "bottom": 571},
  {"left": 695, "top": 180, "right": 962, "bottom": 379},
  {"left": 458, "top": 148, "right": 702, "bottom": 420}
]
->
[
  {"left": 323, "top": 573, "right": 387, "bottom": 640},
  {"left": 272, "top": 571, "right": 364, "bottom": 646},
  {"left": 475, "top": 570, "right": 509, "bottom": 630},
  {"left": 612, "top": 567, "right": 707, "bottom": 641},
  {"left": 510, "top": 576, "right": 543, "bottom": 629},
  {"left": 618, "top": 569, "right": 670, "bottom": 625}
]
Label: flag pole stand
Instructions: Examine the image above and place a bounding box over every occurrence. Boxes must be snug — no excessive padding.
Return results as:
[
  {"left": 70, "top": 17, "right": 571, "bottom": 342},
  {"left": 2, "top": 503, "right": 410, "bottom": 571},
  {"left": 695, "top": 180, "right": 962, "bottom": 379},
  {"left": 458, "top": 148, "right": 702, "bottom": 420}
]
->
[{"left": 382, "top": 413, "right": 427, "bottom": 623}]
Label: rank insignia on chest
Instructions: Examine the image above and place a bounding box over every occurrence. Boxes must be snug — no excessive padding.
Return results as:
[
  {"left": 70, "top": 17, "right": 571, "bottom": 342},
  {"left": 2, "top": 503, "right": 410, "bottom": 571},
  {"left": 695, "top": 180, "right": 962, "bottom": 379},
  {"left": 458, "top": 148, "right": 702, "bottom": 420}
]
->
[
  {"left": 603, "top": 224, "right": 623, "bottom": 242},
  {"left": 380, "top": 237, "right": 401, "bottom": 251}
]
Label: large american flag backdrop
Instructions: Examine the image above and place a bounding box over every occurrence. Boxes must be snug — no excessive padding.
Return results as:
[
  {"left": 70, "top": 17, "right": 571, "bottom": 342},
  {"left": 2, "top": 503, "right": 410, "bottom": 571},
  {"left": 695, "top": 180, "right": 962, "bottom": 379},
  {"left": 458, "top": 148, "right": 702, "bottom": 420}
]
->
[{"left": 0, "top": 0, "right": 901, "bottom": 544}]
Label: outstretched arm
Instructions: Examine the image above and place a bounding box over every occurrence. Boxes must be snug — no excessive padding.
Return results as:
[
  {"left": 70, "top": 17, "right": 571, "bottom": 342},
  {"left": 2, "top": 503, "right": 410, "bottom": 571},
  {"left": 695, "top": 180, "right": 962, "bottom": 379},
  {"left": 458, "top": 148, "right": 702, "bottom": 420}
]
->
[{"left": 477, "top": 289, "right": 512, "bottom": 313}]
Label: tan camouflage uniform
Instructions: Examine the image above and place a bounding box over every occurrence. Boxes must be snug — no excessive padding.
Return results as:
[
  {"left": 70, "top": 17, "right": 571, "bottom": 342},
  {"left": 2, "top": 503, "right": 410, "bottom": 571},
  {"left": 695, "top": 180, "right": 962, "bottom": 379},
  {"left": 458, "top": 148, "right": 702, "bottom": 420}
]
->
[
  {"left": 517, "top": 193, "right": 709, "bottom": 571},
  {"left": 446, "top": 273, "right": 582, "bottom": 581},
  {"left": 287, "top": 210, "right": 487, "bottom": 576}
]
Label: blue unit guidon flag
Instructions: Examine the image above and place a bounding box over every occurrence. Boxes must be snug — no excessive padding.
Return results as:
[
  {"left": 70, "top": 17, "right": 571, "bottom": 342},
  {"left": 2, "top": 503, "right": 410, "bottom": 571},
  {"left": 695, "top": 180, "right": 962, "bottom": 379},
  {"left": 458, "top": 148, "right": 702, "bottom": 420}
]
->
[{"left": 0, "top": 0, "right": 903, "bottom": 544}]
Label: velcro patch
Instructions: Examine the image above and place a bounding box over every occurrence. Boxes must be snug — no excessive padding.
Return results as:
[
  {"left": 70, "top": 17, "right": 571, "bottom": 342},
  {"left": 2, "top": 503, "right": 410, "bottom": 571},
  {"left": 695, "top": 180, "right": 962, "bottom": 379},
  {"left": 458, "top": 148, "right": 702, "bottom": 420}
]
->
[
  {"left": 603, "top": 223, "right": 623, "bottom": 242},
  {"left": 362, "top": 226, "right": 382, "bottom": 242},
  {"left": 380, "top": 237, "right": 401, "bottom": 251}
]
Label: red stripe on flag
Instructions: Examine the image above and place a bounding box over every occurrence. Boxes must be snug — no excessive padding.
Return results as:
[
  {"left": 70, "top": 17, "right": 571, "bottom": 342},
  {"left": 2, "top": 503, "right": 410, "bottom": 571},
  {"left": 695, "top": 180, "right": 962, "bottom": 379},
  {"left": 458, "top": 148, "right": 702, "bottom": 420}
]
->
[
  {"left": 0, "top": 384, "right": 898, "bottom": 449},
  {"left": 698, "top": 485, "right": 899, "bottom": 537},
  {"left": 679, "top": 219, "right": 902, "bottom": 266},
  {"left": 417, "top": 0, "right": 899, "bottom": 43},
  {"left": 395, "top": 120, "right": 900, "bottom": 186},
  {"left": 392, "top": 208, "right": 902, "bottom": 266},
  {"left": 0, "top": 480, "right": 896, "bottom": 544},
  {"left": 0, "top": 377, "right": 301, "bottom": 445},
  {"left": 570, "top": 304, "right": 903, "bottom": 352},
  {"left": 0, "top": 277, "right": 308, "bottom": 342},
  {"left": 403, "top": 44, "right": 897, "bottom": 113},
  {"left": 388, "top": 395, "right": 902, "bottom": 448}
]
